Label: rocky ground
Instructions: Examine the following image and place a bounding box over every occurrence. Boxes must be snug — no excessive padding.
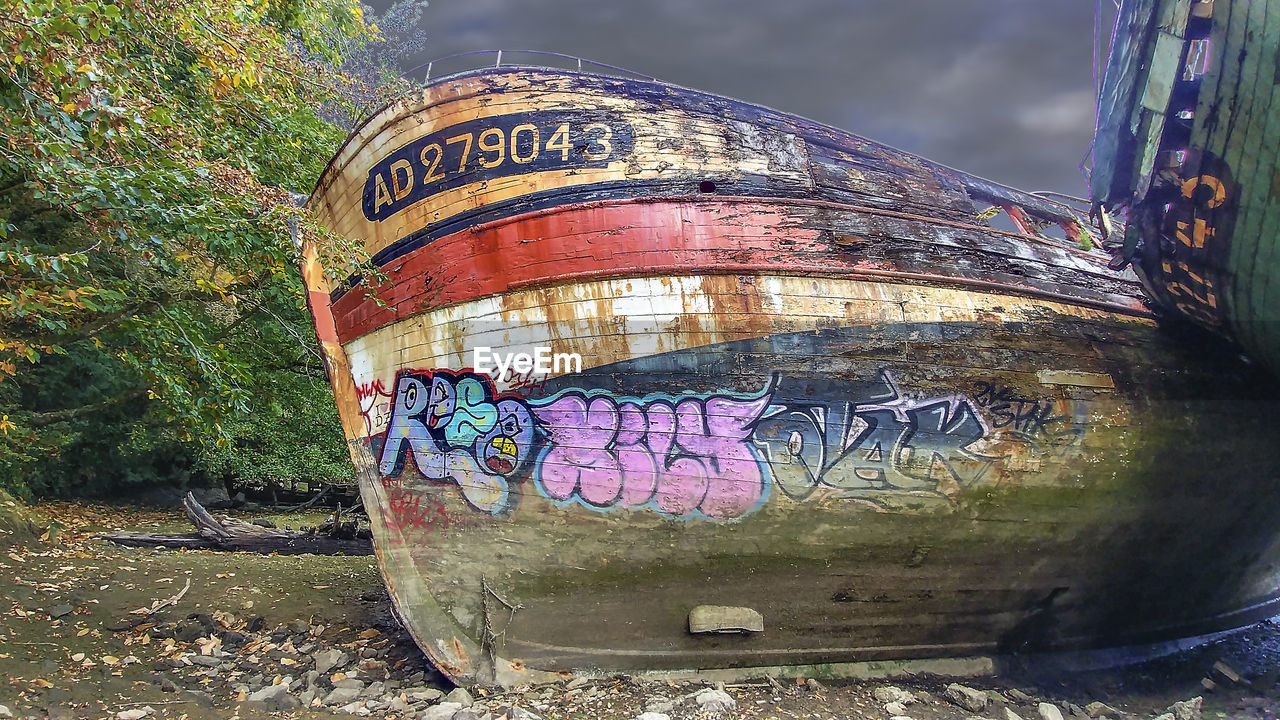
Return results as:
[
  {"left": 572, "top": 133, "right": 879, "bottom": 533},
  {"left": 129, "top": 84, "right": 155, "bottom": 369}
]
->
[{"left": 0, "top": 500, "right": 1278, "bottom": 720}]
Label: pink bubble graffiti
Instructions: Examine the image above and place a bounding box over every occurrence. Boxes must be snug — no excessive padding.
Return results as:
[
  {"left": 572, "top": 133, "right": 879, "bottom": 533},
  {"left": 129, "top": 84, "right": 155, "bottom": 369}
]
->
[{"left": 531, "top": 391, "right": 771, "bottom": 520}]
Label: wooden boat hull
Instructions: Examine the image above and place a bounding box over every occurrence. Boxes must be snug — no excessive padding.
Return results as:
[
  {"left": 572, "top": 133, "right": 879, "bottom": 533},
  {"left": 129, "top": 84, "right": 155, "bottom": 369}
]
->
[
  {"left": 1092, "top": 0, "right": 1280, "bottom": 373},
  {"left": 305, "top": 67, "right": 1280, "bottom": 685}
]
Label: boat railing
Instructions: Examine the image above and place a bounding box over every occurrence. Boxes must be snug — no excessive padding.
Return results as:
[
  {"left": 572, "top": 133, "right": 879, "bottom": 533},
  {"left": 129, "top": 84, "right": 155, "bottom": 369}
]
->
[
  {"left": 964, "top": 179, "right": 1117, "bottom": 257},
  {"left": 403, "top": 50, "right": 659, "bottom": 85}
]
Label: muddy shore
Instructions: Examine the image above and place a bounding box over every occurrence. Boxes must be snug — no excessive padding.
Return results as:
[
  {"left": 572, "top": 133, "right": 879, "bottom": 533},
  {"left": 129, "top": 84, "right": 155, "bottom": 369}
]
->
[{"left": 1, "top": 501, "right": 1277, "bottom": 720}]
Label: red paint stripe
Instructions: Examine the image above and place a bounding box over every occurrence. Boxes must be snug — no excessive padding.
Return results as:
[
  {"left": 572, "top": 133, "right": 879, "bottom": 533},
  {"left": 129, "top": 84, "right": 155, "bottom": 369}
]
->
[
  {"left": 331, "top": 200, "right": 1147, "bottom": 344},
  {"left": 308, "top": 290, "right": 341, "bottom": 344}
]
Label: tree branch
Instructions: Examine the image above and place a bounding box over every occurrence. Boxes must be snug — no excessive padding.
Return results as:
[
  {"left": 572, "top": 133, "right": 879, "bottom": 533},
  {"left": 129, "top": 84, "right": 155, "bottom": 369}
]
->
[{"left": 29, "top": 390, "right": 146, "bottom": 427}]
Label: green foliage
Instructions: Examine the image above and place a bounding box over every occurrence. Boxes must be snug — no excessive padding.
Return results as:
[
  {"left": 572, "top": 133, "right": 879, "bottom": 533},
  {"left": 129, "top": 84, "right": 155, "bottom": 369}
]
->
[
  {"left": 199, "top": 368, "right": 355, "bottom": 490},
  {"left": 0, "top": 0, "right": 383, "bottom": 496}
]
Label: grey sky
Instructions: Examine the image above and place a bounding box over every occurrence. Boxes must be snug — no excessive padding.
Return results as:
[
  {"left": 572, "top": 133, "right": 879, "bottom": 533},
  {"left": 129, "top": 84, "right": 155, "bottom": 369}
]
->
[{"left": 389, "top": 1, "right": 1115, "bottom": 197}]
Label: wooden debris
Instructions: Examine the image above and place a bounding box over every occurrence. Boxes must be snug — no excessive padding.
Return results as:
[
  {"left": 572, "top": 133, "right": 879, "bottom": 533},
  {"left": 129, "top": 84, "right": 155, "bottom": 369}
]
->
[{"left": 98, "top": 493, "right": 373, "bottom": 556}]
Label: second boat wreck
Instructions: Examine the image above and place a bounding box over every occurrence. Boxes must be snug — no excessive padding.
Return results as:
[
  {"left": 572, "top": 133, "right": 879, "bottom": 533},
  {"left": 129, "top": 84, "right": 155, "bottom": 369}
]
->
[{"left": 301, "top": 52, "right": 1280, "bottom": 686}]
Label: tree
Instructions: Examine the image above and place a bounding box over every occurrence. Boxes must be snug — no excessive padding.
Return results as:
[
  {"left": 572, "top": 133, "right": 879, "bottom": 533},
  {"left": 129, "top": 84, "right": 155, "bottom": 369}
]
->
[{"left": 0, "top": 0, "right": 400, "bottom": 496}]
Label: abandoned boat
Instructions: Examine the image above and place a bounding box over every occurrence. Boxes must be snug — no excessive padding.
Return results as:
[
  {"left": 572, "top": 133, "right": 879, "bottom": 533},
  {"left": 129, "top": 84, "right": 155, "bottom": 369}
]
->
[
  {"left": 1091, "top": 0, "right": 1280, "bottom": 373},
  {"left": 302, "top": 51, "right": 1280, "bottom": 686}
]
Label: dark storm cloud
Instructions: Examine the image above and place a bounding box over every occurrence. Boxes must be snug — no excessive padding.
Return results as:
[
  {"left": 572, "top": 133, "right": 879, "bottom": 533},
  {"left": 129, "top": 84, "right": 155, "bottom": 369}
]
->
[{"left": 390, "top": 0, "right": 1115, "bottom": 196}]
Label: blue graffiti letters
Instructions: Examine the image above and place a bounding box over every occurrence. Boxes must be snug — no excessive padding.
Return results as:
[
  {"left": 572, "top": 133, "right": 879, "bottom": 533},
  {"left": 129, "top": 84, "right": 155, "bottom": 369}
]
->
[{"left": 377, "top": 370, "right": 536, "bottom": 514}]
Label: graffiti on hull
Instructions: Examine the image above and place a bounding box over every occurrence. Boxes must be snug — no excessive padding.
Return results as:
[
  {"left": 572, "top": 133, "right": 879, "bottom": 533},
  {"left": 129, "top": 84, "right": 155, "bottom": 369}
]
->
[
  {"left": 751, "top": 371, "right": 992, "bottom": 501},
  {"left": 373, "top": 369, "right": 1080, "bottom": 522},
  {"left": 356, "top": 378, "right": 393, "bottom": 435},
  {"left": 533, "top": 389, "right": 773, "bottom": 520},
  {"left": 377, "top": 370, "right": 538, "bottom": 514}
]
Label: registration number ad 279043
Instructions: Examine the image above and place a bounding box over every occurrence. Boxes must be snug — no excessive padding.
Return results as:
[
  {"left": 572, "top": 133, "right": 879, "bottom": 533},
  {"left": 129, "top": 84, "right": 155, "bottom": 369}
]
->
[{"left": 362, "top": 111, "right": 635, "bottom": 221}]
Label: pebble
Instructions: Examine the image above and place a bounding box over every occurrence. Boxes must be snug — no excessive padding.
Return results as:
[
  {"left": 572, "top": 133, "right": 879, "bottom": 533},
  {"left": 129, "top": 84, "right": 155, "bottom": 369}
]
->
[
  {"left": 947, "top": 683, "right": 990, "bottom": 713},
  {"left": 48, "top": 603, "right": 74, "bottom": 618},
  {"left": 445, "top": 686, "right": 475, "bottom": 707},
  {"left": 247, "top": 683, "right": 299, "bottom": 711},
  {"left": 885, "top": 700, "right": 909, "bottom": 714},
  {"left": 874, "top": 686, "right": 918, "bottom": 705},
  {"left": 1037, "top": 701, "right": 1065, "bottom": 720},
  {"left": 0, "top": 705, "right": 9, "bottom": 718},
  {"left": 324, "top": 686, "right": 364, "bottom": 706},
  {"left": 1166, "top": 696, "right": 1203, "bottom": 720},
  {"left": 116, "top": 709, "right": 153, "bottom": 720},
  {"left": 361, "top": 680, "right": 385, "bottom": 698},
  {"left": 1005, "top": 708, "right": 1024, "bottom": 720},
  {"left": 174, "top": 619, "right": 207, "bottom": 642},
  {"left": 338, "top": 700, "right": 370, "bottom": 715},
  {"left": 419, "top": 701, "right": 464, "bottom": 720},
  {"left": 408, "top": 687, "right": 446, "bottom": 703},
  {"left": 635, "top": 713, "right": 670, "bottom": 720},
  {"left": 694, "top": 688, "right": 736, "bottom": 715},
  {"left": 645, "top": 698, "right": 675, "bottom": 714},
  {"left": 1007, "top": 688, "right": 1037, "bottom": 705},
  {"left": 1083, "top": 701, "right": 1120, "bottom": 718}
]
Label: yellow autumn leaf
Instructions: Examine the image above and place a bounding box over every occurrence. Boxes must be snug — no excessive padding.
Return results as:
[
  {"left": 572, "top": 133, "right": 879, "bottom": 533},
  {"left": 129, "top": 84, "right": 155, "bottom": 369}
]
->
[
  {"left": 75, "top": 63, "right": 93, "bottom": 73},
  {"left": 62, "top": 103, "right": 77, "bottom": 113},
  {"left": 101, "top": 655, "right": 120, "bottom": 665},
  {"left": 71, "top": 653, "right": 85, "bottom": 661},
  {"left": 76, "top": 628, "right": 91, "bottom": 637}
]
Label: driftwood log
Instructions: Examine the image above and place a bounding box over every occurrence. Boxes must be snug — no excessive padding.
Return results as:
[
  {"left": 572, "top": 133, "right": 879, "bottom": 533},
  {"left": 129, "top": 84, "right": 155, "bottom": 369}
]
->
[{"left": 100, "top": 492, "right": 373, "bottom": 556}]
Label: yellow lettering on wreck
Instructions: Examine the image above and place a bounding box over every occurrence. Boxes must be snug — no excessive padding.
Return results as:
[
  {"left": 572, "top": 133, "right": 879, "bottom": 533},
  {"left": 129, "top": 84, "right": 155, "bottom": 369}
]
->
[
  {"left": 389, "top": 158, "right": 414, "bottom": 201},
  {"left": 373, "top": 173, "right": 393, "bottom": 212}
]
